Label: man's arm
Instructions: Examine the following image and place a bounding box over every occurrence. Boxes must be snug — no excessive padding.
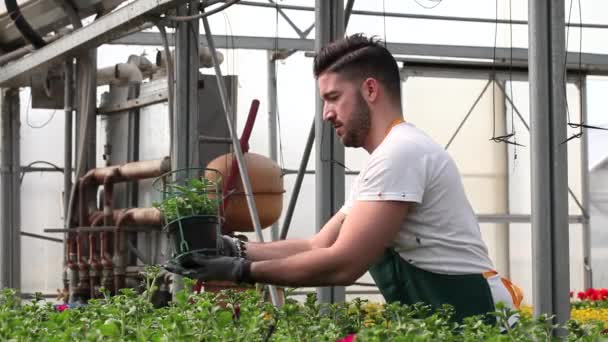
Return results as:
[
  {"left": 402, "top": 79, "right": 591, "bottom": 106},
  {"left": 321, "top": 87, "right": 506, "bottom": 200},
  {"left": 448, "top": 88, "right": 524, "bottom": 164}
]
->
[
  {"left": 244, "top": 212, "right": 346, "bottom": 261},
  {"left": 249, "top": 200, "right": 408, "bottom": 287}
]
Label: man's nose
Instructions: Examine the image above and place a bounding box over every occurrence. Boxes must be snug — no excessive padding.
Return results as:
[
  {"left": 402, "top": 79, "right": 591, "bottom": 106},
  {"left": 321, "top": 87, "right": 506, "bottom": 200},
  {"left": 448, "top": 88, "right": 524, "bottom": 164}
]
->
[{"left": 323, "top": 106, "right": 335, "bottom": 122}]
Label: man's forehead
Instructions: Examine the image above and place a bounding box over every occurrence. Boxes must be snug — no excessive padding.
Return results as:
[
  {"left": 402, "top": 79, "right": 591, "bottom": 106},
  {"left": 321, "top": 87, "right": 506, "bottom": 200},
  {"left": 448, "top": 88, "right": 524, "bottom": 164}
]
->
[{"left": 318, "top": 72, "right": 346, "bottom": 91}]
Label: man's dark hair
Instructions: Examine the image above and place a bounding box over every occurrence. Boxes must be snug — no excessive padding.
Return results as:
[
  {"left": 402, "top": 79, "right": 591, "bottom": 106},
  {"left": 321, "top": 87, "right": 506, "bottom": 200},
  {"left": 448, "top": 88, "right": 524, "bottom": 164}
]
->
[{"left": 313, "top": 34, "right": 401, "bottom": 106}]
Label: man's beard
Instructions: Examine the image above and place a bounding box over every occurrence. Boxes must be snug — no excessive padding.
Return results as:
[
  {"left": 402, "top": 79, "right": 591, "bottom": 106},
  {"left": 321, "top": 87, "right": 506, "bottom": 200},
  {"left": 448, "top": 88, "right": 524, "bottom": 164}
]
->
[{"left": 341, "top": 92, "right": 371, "bottom": 148}]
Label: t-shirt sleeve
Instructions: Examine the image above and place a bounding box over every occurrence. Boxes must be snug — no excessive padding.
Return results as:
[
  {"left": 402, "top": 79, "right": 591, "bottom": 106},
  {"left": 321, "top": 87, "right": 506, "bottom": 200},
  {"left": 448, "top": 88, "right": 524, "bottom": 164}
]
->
[
  {"left": 339, "top": 174, "right": 361, "bottom": 216},
  {"left": 356, "top": 149, "right": 426, "bottom": 204}
]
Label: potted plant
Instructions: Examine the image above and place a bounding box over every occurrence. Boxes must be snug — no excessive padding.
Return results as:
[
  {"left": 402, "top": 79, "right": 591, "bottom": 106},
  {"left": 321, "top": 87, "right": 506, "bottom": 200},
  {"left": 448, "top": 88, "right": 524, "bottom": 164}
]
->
[{"left": 153, "top": 169, "right": 223, "bottom": 259}]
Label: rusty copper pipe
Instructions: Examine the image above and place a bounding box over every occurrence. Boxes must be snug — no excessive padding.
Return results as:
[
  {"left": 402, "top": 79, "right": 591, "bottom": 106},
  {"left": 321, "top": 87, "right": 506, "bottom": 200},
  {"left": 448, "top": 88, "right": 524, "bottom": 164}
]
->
[
  {"left": 76, "top": 231, "right": 90, "bottom": 300},
  {"left": 91, "top": 212, "right": 114, "bottom": 295},
  {"left": 88, "top": 232, "right": 101, "bottom": 299},
  {"left": 113, "top": 207, "right": 162, "bottom": 291},
  {"left": 81, "top": 157, "right": 171, "bottom": 185}
]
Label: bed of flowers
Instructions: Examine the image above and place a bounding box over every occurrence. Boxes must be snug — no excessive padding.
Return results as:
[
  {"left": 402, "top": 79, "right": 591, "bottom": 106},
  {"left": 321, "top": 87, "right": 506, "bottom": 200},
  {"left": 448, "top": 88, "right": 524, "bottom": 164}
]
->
[{"left": 0, "top": 267, "right": 606, "bottom": 341}]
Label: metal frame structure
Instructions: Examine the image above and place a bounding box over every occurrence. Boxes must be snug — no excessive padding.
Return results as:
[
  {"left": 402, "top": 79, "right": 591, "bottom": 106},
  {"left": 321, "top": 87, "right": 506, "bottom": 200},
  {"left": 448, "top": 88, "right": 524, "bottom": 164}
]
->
[{"left": 0, "top": 0, "right": 604, "bottom": 325}]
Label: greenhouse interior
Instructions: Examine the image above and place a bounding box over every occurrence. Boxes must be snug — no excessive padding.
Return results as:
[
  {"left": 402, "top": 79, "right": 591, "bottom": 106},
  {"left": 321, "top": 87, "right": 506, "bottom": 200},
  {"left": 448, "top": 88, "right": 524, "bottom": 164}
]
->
[{"left": 1, "top": 0, "right": 608, "bottom": 340}]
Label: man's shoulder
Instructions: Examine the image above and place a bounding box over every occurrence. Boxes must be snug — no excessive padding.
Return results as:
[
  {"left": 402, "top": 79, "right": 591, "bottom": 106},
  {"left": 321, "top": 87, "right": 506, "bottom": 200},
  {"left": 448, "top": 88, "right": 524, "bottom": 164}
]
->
[{"left": 380, "top": 124, "right": 445, "bottom": 159}]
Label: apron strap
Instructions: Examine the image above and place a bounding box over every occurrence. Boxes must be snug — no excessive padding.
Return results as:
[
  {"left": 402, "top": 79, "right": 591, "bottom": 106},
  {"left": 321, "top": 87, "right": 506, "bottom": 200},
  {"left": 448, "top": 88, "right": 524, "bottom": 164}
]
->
[{"left": 483, "top": 270, "right": 524, "bottom": 309}]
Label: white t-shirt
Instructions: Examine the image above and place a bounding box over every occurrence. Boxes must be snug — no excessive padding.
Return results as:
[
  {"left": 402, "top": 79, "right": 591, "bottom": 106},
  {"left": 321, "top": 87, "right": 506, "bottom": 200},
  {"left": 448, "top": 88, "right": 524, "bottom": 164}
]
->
[{"left": 340, "top": 122, "right": 495, "bottom": 275}]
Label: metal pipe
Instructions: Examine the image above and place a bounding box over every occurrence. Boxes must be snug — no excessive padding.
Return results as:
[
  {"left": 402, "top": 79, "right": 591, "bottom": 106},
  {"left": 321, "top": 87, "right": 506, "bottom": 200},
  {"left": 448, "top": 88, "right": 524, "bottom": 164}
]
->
[
  {"left": 156, "top": 47, "right": 223, "bottom": 70},
  {"left": 81, "top": 158, "right": 171, "bottom": 184},
  {"left": 75, "top": 231, "right": 90, "bottom": 301},
  {"left": 444, "top": 79, "right": 491, "bottom": 150},
  {"left": 88, "top": 232, "right": 101, "bottom": 298},
  {"left": 0, "top": 32, "right": 66, "bottom": 67},
  {"left": 280, "top": 119, "right": 314, "bottom": 240},
  {"left": 579, "top": 78, "right": 592, "bottom": 289},
  {"left": 201, "top": 14, "right": 280, "bottom": 307},
  {"left": 20, "top": 231, "right": 62, "bottom": 243},
  {"left": 314, "top": 0, "right": 345, "bottom": 305},
  {"left": 237, "top": 1, "right": 608, "bottom": 29},
  {"left": 199, "top": 135, "right": 233, "bottom": 144},
  {"left": 529, "top": 0, "right": 570, "bottom": 326},
  {"left": 267, "top": 50, "right": 279, "bottom": 240},
  {"left": 222, "top": 100, "right": 260, "bottom": 211},
  {"left": 67, "top": 237, "right": 78, "bottom": 302},
  {"left": 114, "top": 208, "right": 163, "bottom": 291},
  {"left": 4, "top": 0, "right": 47, "bottom": 48},
  {"left": 63, "top": 58, "right": 73, "bottom": 294},
  {"left": 0, "top": 88, "right": 20, "bottom": 289},
  {"left": 96, "top": 63, "right": 144, "bottom": 86},
  {"left": 344, "top": 0, "right": 355, "bottom": 29},
  {"left": 91, "top": 213, "right": 114, "bottom": 295}
]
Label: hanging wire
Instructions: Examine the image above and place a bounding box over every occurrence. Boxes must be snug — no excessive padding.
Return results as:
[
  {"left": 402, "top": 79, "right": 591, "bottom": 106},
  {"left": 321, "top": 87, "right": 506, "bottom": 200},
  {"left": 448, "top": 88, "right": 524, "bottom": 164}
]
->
[
  {"left": 490, "top": 0, "right": 524, "bottom": 148},
  {"left": 25, "top": 91, "right": 57, "bottom": 129},
  {"left": 413, "top": 0, "right": 443, "bottom": 10},
  {"left": 561, "top": 0, "right": 607, "bottom": 144},
  {"left": 20, "top": 160, "right": 63, "bottom": 184}
]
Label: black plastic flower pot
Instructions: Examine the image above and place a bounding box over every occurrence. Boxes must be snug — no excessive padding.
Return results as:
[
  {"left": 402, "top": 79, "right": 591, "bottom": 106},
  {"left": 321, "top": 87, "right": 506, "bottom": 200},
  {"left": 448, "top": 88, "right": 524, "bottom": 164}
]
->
[{"left": 164, "top": 215, "right": 221, "bottom": 257}]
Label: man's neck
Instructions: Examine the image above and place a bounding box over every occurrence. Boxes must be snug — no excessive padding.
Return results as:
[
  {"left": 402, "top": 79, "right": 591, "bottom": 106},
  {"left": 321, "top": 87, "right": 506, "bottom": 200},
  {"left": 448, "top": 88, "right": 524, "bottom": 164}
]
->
[{"left": 363, "top": 111, "right": 404, "bottom": 153}]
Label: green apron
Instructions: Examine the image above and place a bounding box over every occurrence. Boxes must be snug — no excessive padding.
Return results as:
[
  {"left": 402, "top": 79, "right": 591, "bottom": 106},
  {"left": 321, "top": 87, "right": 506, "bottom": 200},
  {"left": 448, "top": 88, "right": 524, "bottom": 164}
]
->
[{"left": 368, "top": 248, "right": 496, "bottom": 324}]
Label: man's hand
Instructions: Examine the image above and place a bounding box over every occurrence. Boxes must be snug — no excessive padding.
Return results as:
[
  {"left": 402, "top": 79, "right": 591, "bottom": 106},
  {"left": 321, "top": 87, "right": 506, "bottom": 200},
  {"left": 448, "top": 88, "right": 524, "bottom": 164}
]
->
[
  {"left": 219, "top": 235, "right": 239, "bottom": 257},
  {"left": 163, "top": 253, "right": 253, "bottom": 283}
]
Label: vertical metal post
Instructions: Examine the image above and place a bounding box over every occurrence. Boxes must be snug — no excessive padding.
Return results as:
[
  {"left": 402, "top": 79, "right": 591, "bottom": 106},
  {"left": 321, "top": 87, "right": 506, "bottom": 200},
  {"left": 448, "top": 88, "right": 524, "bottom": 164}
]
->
[
  {"left": 86, "top": 51, "right": 97, "bottom": 173},
  {"left": 172, "top": 1, "right": 200, "bottom": 293},
  {"left": 63, "top": 59, "right": 74, "bottom": 291},
  {"left": 315, "top": 0, "right": 345, "bottom": 304},
  {"left": 579, "top": 77, "right": 592, "bottom": 289},
  {"left": 174, "top": 0, "right": 199, "bottom": 170},
  {"left": 0, "top": 88, "right": 21, "bottom": 289},
  {"left": 497, "top": 79, "right": 510, "bottom": 279},
  {"left": 201, "top": 16, "right": 280, "bottom": 307},
  {"left": 528, "top": 0, "right": 570, "bottom": 325},
  {"left": 268, "top": 51, "right": 279, "bottom": 241}
]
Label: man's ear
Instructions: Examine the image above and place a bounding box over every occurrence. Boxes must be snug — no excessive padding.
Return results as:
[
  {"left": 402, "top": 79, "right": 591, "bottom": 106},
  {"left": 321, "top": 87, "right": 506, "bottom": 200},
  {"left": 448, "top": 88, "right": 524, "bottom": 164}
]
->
[{"left": 361, "top": 78, "right": 379, "bottom": 103}]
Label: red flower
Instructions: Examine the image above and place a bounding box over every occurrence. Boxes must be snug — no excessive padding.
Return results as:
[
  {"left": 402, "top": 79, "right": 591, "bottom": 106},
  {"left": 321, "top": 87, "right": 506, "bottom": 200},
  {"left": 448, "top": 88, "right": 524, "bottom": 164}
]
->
[
  {"left": 55, "top": 304, "right": 69, "bottom": 312},
  {"left": 337, "top": 334, "right": 356, "bottom": 342},
  {"left": 578, "top": 291, "right": 586, "bottom": 300},
  {"left": 570, "top": 291, "right": 574, "bottom": 298}
]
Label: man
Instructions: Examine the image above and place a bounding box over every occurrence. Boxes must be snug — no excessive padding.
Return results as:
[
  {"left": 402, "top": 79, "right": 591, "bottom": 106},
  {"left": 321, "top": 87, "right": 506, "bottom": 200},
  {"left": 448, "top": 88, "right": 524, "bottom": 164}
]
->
[{"left": 165, "top": 34, "right": 522, "bottom": 323}]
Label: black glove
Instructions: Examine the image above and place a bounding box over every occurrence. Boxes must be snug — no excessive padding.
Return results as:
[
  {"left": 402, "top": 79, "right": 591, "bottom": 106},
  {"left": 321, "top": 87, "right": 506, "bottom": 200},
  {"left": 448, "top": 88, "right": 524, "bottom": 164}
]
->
[
  {"left": 219, "top": 235, "right": 247, "bottom": 257},
  {"left": 163, "top": 253, "right": 253, "bottom": 284}
]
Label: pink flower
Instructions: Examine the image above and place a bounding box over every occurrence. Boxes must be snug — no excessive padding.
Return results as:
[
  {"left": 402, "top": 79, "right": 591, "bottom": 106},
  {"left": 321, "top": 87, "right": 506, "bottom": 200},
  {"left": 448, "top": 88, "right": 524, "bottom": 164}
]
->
[
  {"left": 337, "top": 334, "right": 356, "bottom": 342},
  {"left": 55, "top": 304, "right": 69, "bottom": 312}
]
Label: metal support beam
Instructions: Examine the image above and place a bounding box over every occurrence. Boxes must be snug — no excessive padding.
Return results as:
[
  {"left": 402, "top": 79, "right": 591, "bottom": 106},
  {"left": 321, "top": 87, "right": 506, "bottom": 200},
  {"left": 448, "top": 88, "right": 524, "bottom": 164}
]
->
[
  {"left": 112, "top": 33, "right": 608, "bottom": 76},
  {"left": 529, "top": 0, "right": 570, "bottom": 326},
  {"left": 201, "top": 14, "right": 280, "bottom": 307},
  {"left": 62, "top": 58, "right": 74, "bottom": 292},
  {"left": 174, "top": 0, "right": 200, "bottom": 171},
  {"left": 579, "top": 78, "right": 592, "bottom": 289},
  {"left": 0, "top": 88, "right": 21, "bottom": 289},
  {"left": 344, "top": 0, "right": 355, "bottom": 29},
  {"left": 315, "top": 0, "right": 345, "bottom": 304},
  {"left": 237, "top": 1, "right": 608, "bottom": 30},
  {"left": 267, "top": 51, "right": 279, "bottom": 241},
  {"left": 280, "top": 120, "right": 315, "bottom": 240},
  {"left": 0, "top": 0, "right": 185, "bottom": 87},
  {"left": 171, "top": 0, "right": 200, "bottom": 294},
  {"left": 444, "top": 79, "right": 491, "bottom": 150}
]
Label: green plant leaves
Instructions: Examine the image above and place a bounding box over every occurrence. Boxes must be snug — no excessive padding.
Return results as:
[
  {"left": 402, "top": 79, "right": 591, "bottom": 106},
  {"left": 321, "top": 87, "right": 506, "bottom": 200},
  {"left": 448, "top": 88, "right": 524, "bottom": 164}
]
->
[
  {"left": 154, "top": 178, "right": 220, "bottom": 222},
  {"left": 0, "top": 281, "right": 604, "bottom": 341}
]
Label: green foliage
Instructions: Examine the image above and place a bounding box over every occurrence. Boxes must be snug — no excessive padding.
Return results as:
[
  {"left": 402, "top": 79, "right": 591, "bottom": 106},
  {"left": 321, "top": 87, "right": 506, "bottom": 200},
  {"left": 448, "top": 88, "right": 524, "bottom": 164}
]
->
[
  {"left": 0, "top": 275, "right": 605, "bottom": 341},
  {"left": 153, "top": 178, "right": 219, "bottom": 222}
]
